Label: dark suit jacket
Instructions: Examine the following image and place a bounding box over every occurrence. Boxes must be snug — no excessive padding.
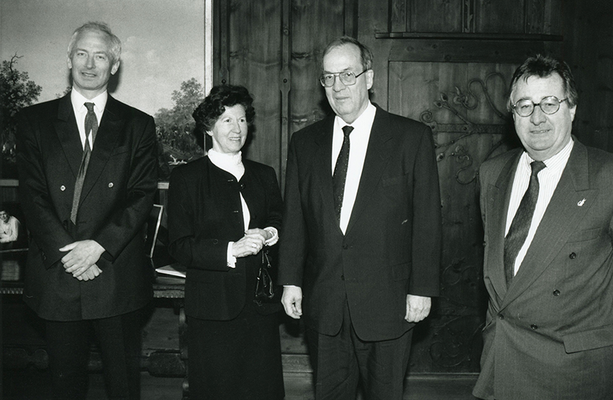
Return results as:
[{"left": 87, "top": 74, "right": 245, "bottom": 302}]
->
[
  {"left": 16, "top": 94, "right": 158, "bottom": 321},
  {"left": 278, "top": 106, "right": 442, "bottom": 341},
  {"left": 474, "top": 139, "right": 613, "bottom": 400},
  {"left": 167, "top": 156, "right": 283, "bottom": 320}
]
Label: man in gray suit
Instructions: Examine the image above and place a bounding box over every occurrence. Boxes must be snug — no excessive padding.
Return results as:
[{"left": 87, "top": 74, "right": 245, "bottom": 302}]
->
[{"left": 474, "top": 55, "right": 613, "bottom": 399}]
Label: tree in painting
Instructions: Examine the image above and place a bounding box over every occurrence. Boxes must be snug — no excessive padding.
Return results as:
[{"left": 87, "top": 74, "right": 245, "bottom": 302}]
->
[
  {"left": 155, "top": 77, "right": 205, "bottom": 171},
  {"left": 0, "top": 55, "right": 42, "bottom": 178}
]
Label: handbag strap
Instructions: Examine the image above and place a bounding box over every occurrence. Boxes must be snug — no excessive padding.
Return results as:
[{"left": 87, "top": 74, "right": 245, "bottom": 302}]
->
[{"left": 262, "top": 250, "right": 272, "bottom": 269}]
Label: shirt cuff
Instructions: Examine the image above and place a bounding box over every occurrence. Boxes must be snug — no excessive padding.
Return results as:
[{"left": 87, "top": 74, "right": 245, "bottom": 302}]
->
[
  {"left": 264, "top": 227, "right": 279, "bottom": 246},
  {"left": 227, "top": 242, "right": 236, "bottom": 268}
]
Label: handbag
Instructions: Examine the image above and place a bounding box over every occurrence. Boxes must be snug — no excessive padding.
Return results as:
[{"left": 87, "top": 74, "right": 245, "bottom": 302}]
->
[{"left": 254, "top": 249, "right": 278, "bottom": 305}]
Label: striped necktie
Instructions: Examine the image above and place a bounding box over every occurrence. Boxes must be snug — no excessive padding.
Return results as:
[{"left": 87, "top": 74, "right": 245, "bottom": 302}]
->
[
  {"left": 70, "top": 102, "right": 98, "bottom": 224},
  {"left": 503, "top": 160, "right": 546, "bottom": 286}
]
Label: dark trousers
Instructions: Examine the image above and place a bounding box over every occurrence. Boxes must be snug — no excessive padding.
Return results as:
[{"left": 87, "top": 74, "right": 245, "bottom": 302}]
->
[
  {"left": 306, "top": 302, "right": 413, "bottom": 400},
  {"left": 45, "top": 308, "right": 144, "bottom": 400}
]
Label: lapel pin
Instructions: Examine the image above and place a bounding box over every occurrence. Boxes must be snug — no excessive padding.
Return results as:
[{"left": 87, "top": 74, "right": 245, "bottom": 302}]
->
[{"left": 577, "top": 198, "right": 586, "bottom": 207}]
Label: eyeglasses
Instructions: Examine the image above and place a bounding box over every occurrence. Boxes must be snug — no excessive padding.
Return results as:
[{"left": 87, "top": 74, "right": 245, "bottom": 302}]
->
[
  {"left": 319, "top": 70, "right": 368, "bottom": 87},
  {"left": 511, "top": 96, "right": 568, "bottom": 117}
]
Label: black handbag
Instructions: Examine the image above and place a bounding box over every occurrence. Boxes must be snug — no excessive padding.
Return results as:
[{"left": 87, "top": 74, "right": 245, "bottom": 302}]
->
[{"left": 254, "top": 249, "right": 278, "bottom": 305}]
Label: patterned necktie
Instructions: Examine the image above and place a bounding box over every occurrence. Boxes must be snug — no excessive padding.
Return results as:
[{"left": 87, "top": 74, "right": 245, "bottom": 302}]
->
[
  {"left": 503, "top": 160, "right": 546, "bottom": 286},
  {"left": 70, "top": 102, "right": 98, "bottom": 224},
  {"left": 332, "top": 125, "right": 353, "bottom": 223}
]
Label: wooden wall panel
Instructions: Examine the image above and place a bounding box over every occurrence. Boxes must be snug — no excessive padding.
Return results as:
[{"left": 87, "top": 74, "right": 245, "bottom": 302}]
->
[
  {"left": 217, "top": 0, "right": 283, "bottom": 174},
  {"left": 475, "top": 0, "right": 525, "bottom": 33},
  {"left": 357, "top": 0, "right": 394, "bottom": 109},
  {"left": 289, "top": 0, "right": 345, "bottom": 135},
  {"left": 561, "top": 0, "right": 613, "bottom": 152},
  {"left": 525, "top": 0, "right": 558, "bottom": 34},
  {"left": 390, "top": 0, "right": 407, "bottom": 32},
  {"left": 411, "top": 0, "right": 463, "bottom": 33}
]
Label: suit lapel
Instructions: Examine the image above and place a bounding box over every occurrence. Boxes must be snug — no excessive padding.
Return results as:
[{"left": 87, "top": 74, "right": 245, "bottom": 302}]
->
[
  {"left": 79, "top": 96, "right": 123, "bottom": 203},
  {"left": 313, "top": 116, "right": 338, "bottom": 228},
  {"left": 502, "top": 142, "right": 596, "bottom": 308},
  {"left": 486, "top": 152, "right": 521, "bottom": 302},
  {"left": 345, "top": 108, "right": 394, "bottom": 235},
  {"left": 54, "top": 94, "right": 83, "bottom": 177}
]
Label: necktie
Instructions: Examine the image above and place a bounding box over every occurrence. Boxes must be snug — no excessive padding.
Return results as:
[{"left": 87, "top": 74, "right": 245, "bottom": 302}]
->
[
  {"left": 70, "top": 102, "right": 98, "bottom": 224},
  {"left": 332, "top": 125, "right": 353, "bottom": 223},
  {"left": 503, "top": 160, "right": 546, "bottom": 286}
]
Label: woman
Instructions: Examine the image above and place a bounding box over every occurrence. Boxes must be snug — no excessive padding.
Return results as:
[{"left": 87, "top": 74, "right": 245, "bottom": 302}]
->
[{"left": 167, "top": 85, "right": 284, "bottom": 399}]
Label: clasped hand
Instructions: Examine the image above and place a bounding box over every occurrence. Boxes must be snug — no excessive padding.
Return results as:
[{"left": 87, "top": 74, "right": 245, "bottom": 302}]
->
[
  {"left": 60, "top": 240, "right": 105, "bottom": 281},
  {"left": 232, "top": 228, "right": 271, "bottom": 258}
]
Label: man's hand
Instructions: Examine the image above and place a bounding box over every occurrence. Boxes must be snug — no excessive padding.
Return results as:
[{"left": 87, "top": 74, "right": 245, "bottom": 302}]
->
[
  {"left": 281, "top": 285, "right": 303, "bottom": 319},
  {"left": 60, "top": 240, "right": 105, "bottom": 279},
  {"left": 75, "top": 264, "right": 103, "bottom": 281},
  {"left": 405, "top": 294, "right": 431, "bottom": 323}
]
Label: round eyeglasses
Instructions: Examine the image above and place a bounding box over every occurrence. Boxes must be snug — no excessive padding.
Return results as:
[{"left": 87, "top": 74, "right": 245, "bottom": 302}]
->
[
  {"left": 319, "top": 70, "right": 368, "bottom": 87},
  {"left": 511, "top": 96, "right": 568, "bottom": 117}
]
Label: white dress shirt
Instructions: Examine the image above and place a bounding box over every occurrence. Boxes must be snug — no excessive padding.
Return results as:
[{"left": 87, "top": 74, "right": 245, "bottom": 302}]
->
[
  {"left": 505, "top": 139, "right": 574, "bottom": 275},
  {"left": 332, "top": 102, "right": 376, "bottom": 233},
  {"left": 70, "top": 89, "right": 107, "bottom": 150}
]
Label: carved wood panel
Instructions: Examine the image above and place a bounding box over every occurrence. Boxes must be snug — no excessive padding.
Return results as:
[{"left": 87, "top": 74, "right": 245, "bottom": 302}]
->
[{"left": 388, "top": 61, "right": 518, "bottom": 371}]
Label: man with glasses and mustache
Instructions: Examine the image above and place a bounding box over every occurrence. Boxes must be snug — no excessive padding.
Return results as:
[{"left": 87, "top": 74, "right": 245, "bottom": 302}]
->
[
  {"left": 473, "top": 55, "right": 613, "bottom": 400},
  {"left": 278, "top": 36, "right": 441, "bottom": 399}
]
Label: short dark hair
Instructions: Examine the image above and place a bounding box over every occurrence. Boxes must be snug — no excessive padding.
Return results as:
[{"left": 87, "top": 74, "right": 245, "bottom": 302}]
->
[
  {"left": 67, "top": 22, "right": 121, "bottom": 65},
  {"left": 321, "top": 36, "right": 373, "bottom": 72},
  {"left": 192, "top": 85, "right": 256, "bottom": 149},
  {"left": 508, "top": 54, "right": 578, "bottom": 112}
]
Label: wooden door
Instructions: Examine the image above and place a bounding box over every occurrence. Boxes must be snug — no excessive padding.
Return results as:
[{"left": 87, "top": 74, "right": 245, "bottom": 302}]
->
[{"left": 359, "top": 0, "right": 565, "bottom": 373}]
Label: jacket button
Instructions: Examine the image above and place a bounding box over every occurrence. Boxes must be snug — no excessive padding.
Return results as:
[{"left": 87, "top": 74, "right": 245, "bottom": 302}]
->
[
  {"left": 340, "top": 274, "right": 345, "bottom": 280},
  {"left": 498, "top": 314, "right": 504, "bottom": 320},
  {"left": 530, "top": 324, "right": 538, "bottom": 330},
  {"left": 569, "top": 252, "right": 577, "bottom": 259},
  {"left": 60, "top": 185, "right": 66, "bottom": 191},
  {"left": 342, "top": 244, "right": 348, "bottom": 250},
  {"left": 108, "top": 182, "right": 114, "bottom": 188},
  {"left": 553, "top": 290, "right": 560, "bottom": 296}
]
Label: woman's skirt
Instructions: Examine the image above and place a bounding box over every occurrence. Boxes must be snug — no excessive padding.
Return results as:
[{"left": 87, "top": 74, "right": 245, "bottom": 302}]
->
[{"left": 187, "top": 301, "right": 285, "bottom": 400}]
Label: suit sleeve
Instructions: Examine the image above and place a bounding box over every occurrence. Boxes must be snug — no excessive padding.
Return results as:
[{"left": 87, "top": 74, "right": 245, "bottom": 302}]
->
[
  {"left": 166, "top": 167, "right": 231, "bottom": 271},
  {"left": 478, "top": 164, "right": 487, "bottom": 230},
  {"left": 16, "top": 110, "right": 75, "bottom": 268},
  {"left": 261, "top": 166, "right": 283, "bottom": 233},
  {"left": 92, "top": 115, "right": 158, "bottom": 260},
  {"left": 408, "top": 126, "right": 442, "bottom": 296},
  {"left": 277, "top": 134, "right": 308, "bottom": 286}
]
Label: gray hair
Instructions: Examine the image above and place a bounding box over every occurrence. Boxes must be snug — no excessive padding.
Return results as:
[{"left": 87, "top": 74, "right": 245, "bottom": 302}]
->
[
  {"left": 321, "top": 36, "right": 373, "bottom": 72},
  {"left": 67, "top": 22, "right": 121, "bottom": 64}
]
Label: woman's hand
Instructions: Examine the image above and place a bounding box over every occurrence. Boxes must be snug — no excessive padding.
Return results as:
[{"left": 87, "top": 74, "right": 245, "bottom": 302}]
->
[
  {"left": 246, "top": 228, "right": 273, "bottom": 241},
  {"left": 232, "top": 229, "right": 268, "bottom": 258}
]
